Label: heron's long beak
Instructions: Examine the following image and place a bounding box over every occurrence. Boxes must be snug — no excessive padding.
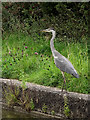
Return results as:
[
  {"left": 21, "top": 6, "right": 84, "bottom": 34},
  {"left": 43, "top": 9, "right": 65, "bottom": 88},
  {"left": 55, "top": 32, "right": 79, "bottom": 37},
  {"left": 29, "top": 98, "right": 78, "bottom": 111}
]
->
[{"left": 41, "top": 30, "right": 47, "bottom": 32}]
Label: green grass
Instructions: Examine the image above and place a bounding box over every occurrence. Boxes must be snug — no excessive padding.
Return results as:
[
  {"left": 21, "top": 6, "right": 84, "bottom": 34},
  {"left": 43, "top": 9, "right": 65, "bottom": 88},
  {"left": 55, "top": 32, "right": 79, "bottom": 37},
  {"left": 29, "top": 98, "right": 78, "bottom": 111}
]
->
[{"left": 2, "top": 32, "right": 89, "bottom": 94}]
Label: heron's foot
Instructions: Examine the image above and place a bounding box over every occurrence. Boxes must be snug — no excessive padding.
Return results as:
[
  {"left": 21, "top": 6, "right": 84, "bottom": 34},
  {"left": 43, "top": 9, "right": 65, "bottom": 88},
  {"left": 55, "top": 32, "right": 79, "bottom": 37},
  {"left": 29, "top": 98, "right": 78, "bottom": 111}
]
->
[
  {"left": 62, "top": 88, "right": 63, "bottom": 92},
  {"left": 61, "top": 86, "right": 67, "bottom": 92},
  {"left": 61, "top": 88, "right": 68, "bottom": 94}
]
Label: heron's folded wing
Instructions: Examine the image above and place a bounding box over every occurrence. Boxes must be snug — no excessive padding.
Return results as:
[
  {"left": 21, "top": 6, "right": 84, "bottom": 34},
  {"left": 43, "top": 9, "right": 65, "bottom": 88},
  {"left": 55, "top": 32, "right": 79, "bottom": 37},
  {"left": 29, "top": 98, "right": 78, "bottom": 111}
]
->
[{"left": 53, "top": 50, "right": 77, "bottom": 75}]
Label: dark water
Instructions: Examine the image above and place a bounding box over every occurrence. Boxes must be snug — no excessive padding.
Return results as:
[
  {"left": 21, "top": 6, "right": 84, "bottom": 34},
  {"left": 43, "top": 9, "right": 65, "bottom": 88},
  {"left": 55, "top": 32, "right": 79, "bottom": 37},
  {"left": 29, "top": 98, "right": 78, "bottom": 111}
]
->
[
  {"left": 2, "top": 109, "right": 61, "bottom": 120},
  {"left": 2, "top": 108, "right": 34, "bottom": 119}
]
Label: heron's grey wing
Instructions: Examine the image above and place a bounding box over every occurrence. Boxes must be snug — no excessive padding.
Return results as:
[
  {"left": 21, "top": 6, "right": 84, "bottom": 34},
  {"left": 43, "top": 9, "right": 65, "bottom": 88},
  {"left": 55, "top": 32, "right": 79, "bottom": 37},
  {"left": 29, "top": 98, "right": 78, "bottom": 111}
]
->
[{"left": 53, "top": 50, "right": 79, "bottom": 78}]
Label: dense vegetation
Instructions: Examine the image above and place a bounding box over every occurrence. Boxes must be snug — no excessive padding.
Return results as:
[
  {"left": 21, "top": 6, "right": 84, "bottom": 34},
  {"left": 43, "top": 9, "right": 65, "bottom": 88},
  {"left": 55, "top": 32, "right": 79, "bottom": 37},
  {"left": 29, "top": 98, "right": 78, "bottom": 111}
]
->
[
  {"left": 2, "top": 2, "right": 88, "bottom": 40},
  {"left": 2, "top": 2, "right": 89, "bottom": 94}
]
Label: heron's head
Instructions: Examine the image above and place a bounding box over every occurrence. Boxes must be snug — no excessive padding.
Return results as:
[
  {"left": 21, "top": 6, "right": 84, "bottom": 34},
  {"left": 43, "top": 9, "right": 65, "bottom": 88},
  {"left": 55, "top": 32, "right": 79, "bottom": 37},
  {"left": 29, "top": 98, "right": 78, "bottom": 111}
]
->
[{"left": 42, "top": 28, "right": 54, "bottom": 33}]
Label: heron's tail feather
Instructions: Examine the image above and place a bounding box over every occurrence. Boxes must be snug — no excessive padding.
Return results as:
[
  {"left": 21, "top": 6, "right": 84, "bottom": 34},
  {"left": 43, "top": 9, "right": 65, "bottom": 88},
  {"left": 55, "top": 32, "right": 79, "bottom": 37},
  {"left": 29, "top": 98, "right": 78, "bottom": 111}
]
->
[{"left": 73, "top": 73, "right": 79, "bottom": 78}]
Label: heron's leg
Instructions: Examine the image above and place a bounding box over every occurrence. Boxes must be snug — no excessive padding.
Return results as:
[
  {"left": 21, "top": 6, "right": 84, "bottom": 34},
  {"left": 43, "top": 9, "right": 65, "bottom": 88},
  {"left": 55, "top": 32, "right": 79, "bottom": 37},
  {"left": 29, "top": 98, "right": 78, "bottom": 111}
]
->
[{"left": 61, "top": 71, "right": 66, "bottom": 91}]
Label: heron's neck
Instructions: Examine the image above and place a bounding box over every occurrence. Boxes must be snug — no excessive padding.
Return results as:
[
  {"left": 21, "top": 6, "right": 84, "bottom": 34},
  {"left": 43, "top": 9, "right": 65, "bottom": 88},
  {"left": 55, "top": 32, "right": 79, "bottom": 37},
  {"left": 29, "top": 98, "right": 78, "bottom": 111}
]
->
[{"left": 50, "top": 31, "right": 56, "bottom": 53}]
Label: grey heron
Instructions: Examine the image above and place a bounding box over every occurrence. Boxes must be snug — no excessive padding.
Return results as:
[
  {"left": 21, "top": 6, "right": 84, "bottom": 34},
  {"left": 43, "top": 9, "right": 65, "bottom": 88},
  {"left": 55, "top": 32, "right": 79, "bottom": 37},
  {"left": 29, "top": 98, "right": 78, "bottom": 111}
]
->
[{"left": 42, "top": 28, "right": 79, "bottom": 91}]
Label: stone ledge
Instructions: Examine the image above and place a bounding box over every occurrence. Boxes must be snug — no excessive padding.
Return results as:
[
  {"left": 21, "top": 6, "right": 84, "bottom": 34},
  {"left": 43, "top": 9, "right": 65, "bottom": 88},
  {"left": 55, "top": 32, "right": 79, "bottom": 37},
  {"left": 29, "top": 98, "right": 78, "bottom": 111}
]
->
[{"left": 0, "top": 78, "right": 90, "bottom": 119}]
